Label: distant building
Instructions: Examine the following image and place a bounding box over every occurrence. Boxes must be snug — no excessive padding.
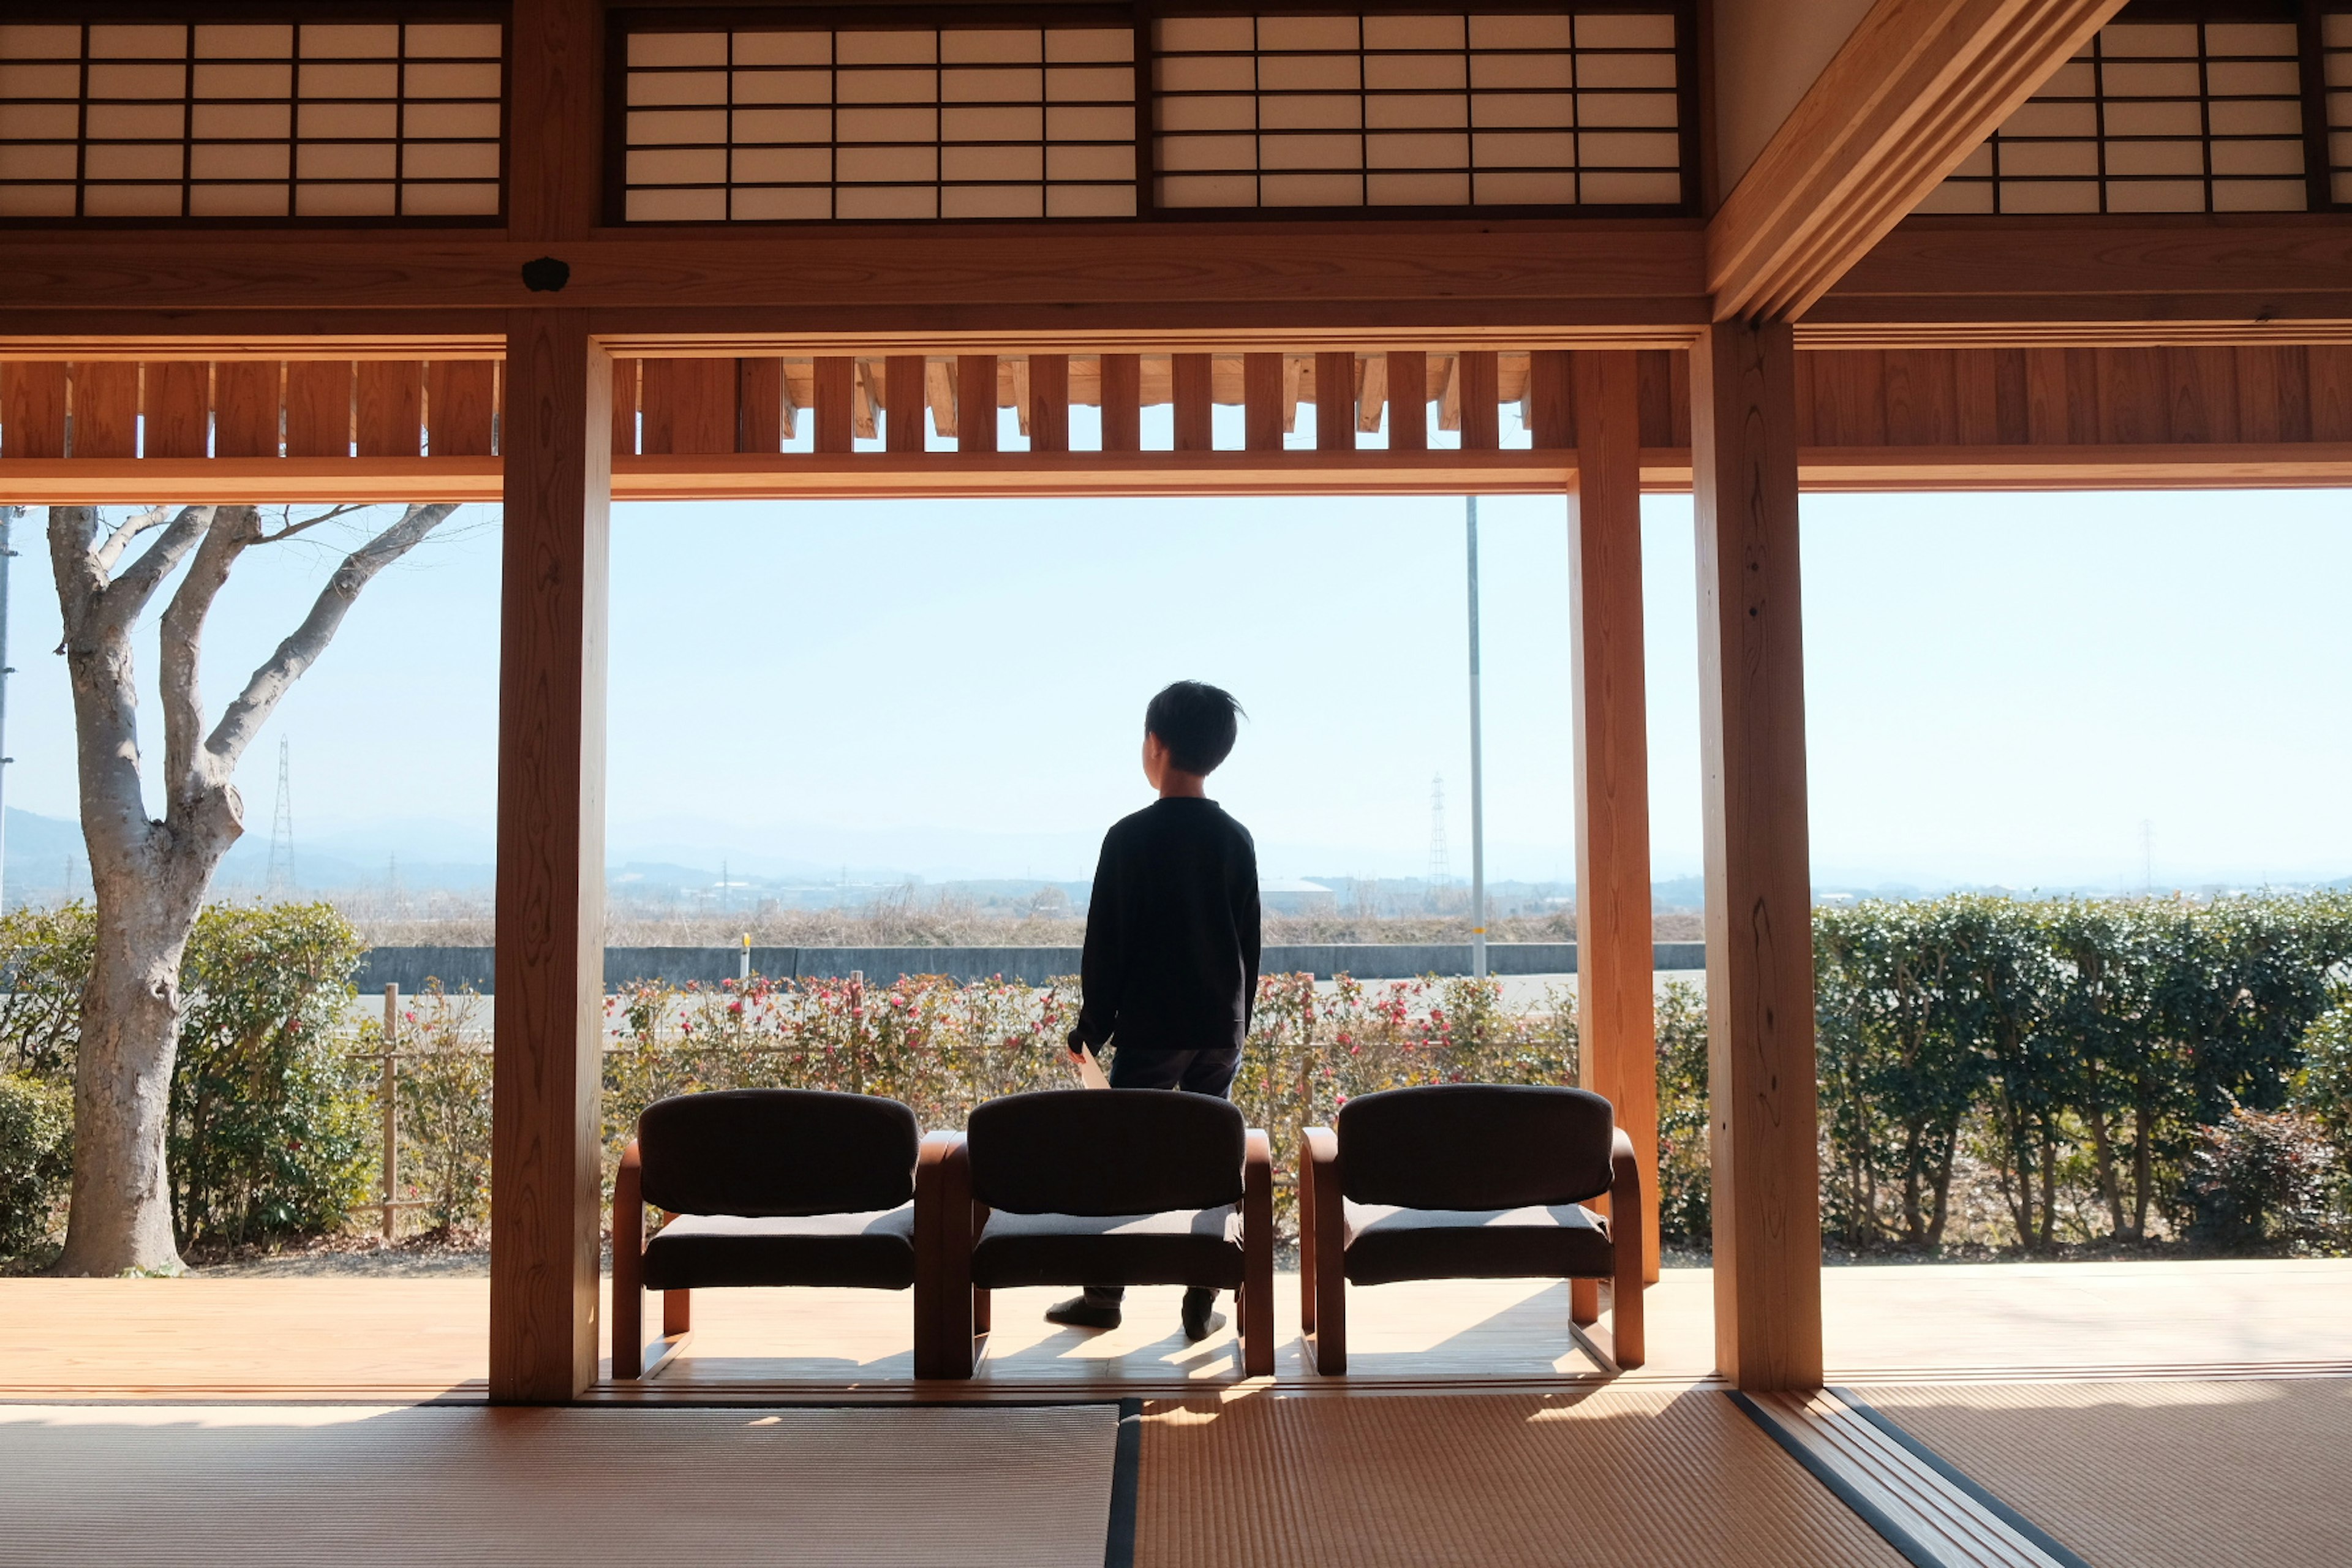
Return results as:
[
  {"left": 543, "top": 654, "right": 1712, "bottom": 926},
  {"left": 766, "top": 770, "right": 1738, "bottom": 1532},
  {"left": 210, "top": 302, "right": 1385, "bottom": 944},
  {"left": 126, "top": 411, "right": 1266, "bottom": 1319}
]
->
[{"left": 1259, "top": 878, "right": 1338, "bottom": 916}]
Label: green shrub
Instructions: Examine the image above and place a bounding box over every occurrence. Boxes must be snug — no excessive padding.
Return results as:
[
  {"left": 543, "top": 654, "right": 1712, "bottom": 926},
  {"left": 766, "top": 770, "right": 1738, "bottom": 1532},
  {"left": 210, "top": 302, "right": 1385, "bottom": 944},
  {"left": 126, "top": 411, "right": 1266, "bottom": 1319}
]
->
[
  {"left": 1654, "top": 980, "right": 1709, "bottom": 1244},
  {"left": 168, "top": 902, "right": 372, "bottom": 1248},
  {"left": 0, "top": 1072, "right": 72, "bottom": 1257},
  {"left": 2191, "top": 1103, "right": 2337, "bottom": 1248},
  {"left": 390, "top": 984, "right": 495, "bottom": 1234},
  {"left": 0, "top": 903, "right": 96, "bottom": 1080}
]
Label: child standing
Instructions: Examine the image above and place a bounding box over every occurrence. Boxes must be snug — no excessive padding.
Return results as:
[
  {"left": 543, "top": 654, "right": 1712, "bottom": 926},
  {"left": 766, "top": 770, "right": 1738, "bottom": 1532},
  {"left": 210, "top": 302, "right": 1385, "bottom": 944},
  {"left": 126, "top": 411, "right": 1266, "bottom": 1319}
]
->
[{"left": 1050, "top": 680, "right": 1260, "bottom": 1341}]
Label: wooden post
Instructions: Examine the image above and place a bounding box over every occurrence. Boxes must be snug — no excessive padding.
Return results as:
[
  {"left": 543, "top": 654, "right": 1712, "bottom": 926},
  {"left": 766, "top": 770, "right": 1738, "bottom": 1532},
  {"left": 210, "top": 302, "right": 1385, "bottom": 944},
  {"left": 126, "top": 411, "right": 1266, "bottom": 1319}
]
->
[
  {"left": 1172, "top": 352, "right": 1213, "bottom": 451},
  {"left": 1243, "top": 352, "right": 1283, "bottom": 450},
  {"left": 1028, "top": 353, "right": 1070, "bottom": 453},
  {"left": 491, "top": 309, "right": 611, "bottom": 1403},
  {"left": 1691, "top": 320, "right": 1823, "bottom": 1392},
  {"left": 1315, "top": 352, "right": 1357, "bottom": 450},
  {"left": 1386, "top": 352, "right": 1428, "bottom": 451},
  {"left": 381, "top": 982, "right": 400, "bottom": 1242},
  {"left": 1569, "top": 350, "right": 1659, "bottom": 1283},
  {"left": 958, "top": 354, "right": 998, "bottom": 453},
  {"left": 884, "top": 356, "right": 925, "bottom": 453},
  {"left": 1100, "top": 353, "right": 1142, "bottom": 452}
]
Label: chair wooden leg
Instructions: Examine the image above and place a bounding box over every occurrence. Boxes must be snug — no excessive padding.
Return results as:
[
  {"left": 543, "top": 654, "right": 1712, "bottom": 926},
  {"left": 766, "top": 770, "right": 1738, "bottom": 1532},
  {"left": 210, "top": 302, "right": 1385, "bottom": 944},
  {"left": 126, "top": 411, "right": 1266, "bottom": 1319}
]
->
[
  {"left": 1313, "top": 1274, "right": 1346, "bottom": 1375},
  {"left": 612, "top": 1140, "right": 644, "bottom": 1380},
  {"left": 663, "top": 1288, "right": 692, "bottom": 1336},
  {"left": 1298, "top": 1153, "right": 1317, "bottom": 1336},
  {"left": 973, "top": 1286, "right": 992, "bottom": 1335},
  {"left": 1571, "top": 1277, "right": 1600, "bottom": 1326},
  {"left": 1241, "top": 1130, "right": 1275, "bottom": 1377}
]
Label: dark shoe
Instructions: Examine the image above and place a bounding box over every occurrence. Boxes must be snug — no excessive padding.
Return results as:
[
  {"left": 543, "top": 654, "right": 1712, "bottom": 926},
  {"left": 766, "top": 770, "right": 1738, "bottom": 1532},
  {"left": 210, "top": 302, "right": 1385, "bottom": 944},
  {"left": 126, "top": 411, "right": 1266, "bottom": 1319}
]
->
[
  {"left": 1045, "top": 1294, "right": 1122, "bottom": 1331},
  {"left": 1182, "top": 1288, "right": 1226, "bottom": 1342}
]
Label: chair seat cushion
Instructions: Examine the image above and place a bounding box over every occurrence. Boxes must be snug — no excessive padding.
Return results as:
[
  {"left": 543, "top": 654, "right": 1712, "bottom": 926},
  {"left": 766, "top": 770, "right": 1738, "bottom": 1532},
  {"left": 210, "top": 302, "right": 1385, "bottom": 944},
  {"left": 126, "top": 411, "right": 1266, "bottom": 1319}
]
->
[
  {"left": 641, "top": 1205, "right": 916, "bottom": 1291},
  {"left": 1341, "top": 1198, "right": 1611, "bottom": 1286},
  {"left": 971, "top": 1207, "right": 1243, "bottom": 1289}
]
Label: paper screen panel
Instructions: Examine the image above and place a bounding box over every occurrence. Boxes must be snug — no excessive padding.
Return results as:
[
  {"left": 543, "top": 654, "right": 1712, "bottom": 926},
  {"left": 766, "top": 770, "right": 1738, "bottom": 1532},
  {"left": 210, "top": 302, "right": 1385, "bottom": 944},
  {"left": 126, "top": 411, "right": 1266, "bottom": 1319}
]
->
[
  {"left": 2326, "top": 10, "right": 2352, "bottom": 205},
  {"left": 622, "top": 24, "right": 1138, "bottom": 222},
  {"left": 1921, "top": 18, "right": 2309, "bottom": 216},
  {"left": 1152, "top": 9, "right": 1681, "bottom": 210},
  {"left": 0, "top": 18, "right": 503, "bottom": 221}
]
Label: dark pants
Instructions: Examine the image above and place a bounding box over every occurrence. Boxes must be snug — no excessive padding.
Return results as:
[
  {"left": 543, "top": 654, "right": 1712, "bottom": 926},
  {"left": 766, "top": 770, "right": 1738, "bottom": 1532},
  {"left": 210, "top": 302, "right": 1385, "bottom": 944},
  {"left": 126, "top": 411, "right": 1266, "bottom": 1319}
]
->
[{"left": 1085, "top": 1045, "right": 1243, "bottom": 1307}]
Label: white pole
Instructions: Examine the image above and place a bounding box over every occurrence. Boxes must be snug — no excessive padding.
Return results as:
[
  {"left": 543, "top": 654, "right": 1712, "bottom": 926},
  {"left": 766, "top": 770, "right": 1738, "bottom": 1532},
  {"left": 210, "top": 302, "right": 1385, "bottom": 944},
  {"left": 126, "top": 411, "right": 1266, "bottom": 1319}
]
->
[{"left": 1466, "top": 496, "right": 1487, "bottom": 980}]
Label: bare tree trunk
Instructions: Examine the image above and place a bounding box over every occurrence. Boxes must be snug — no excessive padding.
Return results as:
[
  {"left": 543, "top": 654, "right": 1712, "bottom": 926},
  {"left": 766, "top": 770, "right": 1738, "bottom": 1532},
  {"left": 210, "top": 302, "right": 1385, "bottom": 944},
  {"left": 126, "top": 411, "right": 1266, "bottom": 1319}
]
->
[{"left": 45, "top": 500, "right": 456, "bottom": 1275}]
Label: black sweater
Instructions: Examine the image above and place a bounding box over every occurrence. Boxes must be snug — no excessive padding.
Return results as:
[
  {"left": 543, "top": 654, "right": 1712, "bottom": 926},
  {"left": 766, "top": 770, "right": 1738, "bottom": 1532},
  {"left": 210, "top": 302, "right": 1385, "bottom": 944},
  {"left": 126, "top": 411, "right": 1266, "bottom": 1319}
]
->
[{"left": 1069, "top": 797, "right": 1262, "bottom": 1054}]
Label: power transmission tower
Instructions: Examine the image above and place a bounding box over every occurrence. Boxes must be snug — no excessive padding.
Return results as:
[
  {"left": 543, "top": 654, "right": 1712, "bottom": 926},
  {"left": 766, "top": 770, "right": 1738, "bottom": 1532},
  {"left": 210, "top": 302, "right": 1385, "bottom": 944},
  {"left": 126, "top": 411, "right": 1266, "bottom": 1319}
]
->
[
  {"left": 265, "top": 737, "right": 296, "bottom": 895},
  {"left": 1427, "top": 772, "right": 1450, "bottom": 904}
]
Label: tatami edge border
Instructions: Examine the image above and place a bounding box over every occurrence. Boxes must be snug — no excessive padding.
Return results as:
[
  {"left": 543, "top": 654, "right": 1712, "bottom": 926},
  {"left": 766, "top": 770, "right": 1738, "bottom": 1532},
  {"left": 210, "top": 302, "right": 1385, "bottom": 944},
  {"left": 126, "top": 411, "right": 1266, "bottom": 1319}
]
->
[
  {"left": 1827, "top": 1387, "right": 2094, "bottom": 1568},
  {"left": 1105, "top": 1397, "right": 1142, "bottom": 1568},
  {"left": 1725, "top": 1390, "right": 1943, "bottom": 1568}
]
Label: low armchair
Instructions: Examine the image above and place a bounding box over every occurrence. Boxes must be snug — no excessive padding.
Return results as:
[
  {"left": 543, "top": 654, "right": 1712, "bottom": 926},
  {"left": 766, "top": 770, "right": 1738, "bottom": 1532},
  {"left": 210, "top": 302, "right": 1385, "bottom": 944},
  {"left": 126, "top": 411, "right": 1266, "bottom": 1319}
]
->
[
  {"left": 1300, "top": 1082, "right": 1644, "bottom": 1374},
  {"left": 612, "top": 1088, "right": 928, "bottom": 1379},
  {"left": 924, "top": 1088, "right": 1275, "bottom": 1378}
]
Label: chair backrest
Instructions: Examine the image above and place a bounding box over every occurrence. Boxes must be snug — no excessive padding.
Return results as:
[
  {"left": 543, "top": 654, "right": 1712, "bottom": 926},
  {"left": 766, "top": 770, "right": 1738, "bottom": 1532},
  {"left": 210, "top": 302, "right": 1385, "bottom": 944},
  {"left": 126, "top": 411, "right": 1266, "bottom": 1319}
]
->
[
  {"left": 1336, "top": 1084, "right": 1615, "bottom": 1208},
  {"left": 965, "top": 1089, "right": 1246, "bottom": 1216},
  {"left": 637, "top": 1089, "right": 919, "bottom": 1217}
]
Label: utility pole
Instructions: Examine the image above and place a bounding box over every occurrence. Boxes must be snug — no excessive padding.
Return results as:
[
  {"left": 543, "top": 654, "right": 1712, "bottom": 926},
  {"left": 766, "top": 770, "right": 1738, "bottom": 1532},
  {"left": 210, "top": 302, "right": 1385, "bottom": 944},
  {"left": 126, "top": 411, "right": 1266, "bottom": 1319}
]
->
[
  {"left": 0, "top": 507, "right": 17, "bottom": 914},
  {"left": 1465, "top": 496, "right": 1488, "bottom": 980},
  {"left": 1427, "top": 774, "right": 1450, "bottom": 903}
]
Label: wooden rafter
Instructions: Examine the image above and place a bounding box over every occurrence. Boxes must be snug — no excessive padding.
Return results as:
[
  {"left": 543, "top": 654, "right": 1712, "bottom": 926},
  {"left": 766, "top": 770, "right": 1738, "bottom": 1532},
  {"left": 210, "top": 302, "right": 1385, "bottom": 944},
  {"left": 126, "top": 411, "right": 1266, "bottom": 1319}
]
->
[{"left": 1708, "top": 0, "right": 2127, "bottom": 324}]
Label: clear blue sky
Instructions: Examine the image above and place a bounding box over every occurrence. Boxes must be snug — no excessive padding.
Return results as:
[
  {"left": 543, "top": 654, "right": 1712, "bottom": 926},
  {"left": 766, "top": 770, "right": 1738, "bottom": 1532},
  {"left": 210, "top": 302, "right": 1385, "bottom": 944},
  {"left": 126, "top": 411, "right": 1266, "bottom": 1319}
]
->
[{"left": 7, "top": 486, "right": 2350, "bottom": 890}]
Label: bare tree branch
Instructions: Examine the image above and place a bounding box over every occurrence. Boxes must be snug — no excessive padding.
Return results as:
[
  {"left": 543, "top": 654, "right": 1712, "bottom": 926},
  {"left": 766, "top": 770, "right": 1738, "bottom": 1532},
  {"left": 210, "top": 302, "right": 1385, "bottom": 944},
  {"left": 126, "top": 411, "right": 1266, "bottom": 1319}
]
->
[
  {"left": 93, "top": 505, "right": 170, "bottom": 575},
  {"left": 159, "top": 505, "right": 262, "bottom": 808},
  {"left": 205, "top": 502, "right": 460, "bottom": 770},
  {"left": 103, "top": 505, "right": 216, "bottom": 630},
  {"left": 256, "top": 502, "right": 368, "bottom": 545}
]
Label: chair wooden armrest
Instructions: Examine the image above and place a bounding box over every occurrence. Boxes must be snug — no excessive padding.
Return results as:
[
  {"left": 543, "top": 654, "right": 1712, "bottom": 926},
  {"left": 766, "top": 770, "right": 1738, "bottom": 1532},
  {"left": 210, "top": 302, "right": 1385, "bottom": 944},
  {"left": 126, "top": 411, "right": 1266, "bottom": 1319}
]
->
[
  {"left": 1240, "top": 1128, "right": 1275, "bottom": 1377},
  {"left": 914, "top": 1131, "right": 973, "bottom": 1378},
  {"left": 612, "top": 1139, "right": 644, "bottom": 1379},
  {"left": 1608, "top": 1126, "right": 1645, "bottom": 1368},
  {"left": 1302, "top": 1125, "right": 1346, "bottom": 1374}
]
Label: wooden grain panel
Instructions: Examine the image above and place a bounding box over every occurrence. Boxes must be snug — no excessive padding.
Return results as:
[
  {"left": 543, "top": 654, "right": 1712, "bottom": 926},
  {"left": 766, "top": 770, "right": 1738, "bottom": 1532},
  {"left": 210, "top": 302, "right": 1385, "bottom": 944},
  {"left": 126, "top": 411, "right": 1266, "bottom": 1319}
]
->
[
  {"left": 1028, "top": 353, "right": 1069, "bottom": 453},
  {"left": 2166, "top": 347, "right": 2238, "bottom": 444},
  {"left": 1527, "top": 350, "right": 1574, "bottom": 448},
  {"left": 1458, "top": 351, "right": 1498, "bottom": 451},
  {"left": 283, "top": 361, "right": 351, "bottom": 457},
  {"left": 1169, "top": 353, "right": 1212, "bottom": 453},
  {"left": 72, "top": 362, "right": 139, "bottom": 458},
  {"left": 1634, "top": 351, "right": 1676, "bottom": 449},
  {"left": 883, "top": 356, "right": 924, "bottom": 453},
  {"left": 1385, "top": 352, "right": 1428, "bottom": 451},
  {"left": 608, "top": 360, "right": 638, "bottom": 456},
  {"left": 1691, "top": 319, "right": 1823, "bottom": 1394},
  {"left": 1882, "top": 349, "right": 1956, "bottom": 447},
  {"left": 2096, "top": 350, "right": 2165, "bottom": 445},
  {"left": 507, "top": 0, "right": 601, "bottom": 243},
  {"left": 1240, "top": 353, "right": 1283, "bottom": 451},
  {"left": 1667, "top": 350, "right": 1692, "bottom": 446},
  {"left": 1990, "top": 349, "right": 2030, "bottom": 445},
  {"left": 143, "top": 362, "right": 212, "bottom": 461},
  {"left": 491, "top": 307, "right": 610, "bottom": 1404},
  {"left": 2024, "top": 349, "right": 2068, "bottom": 445},
  {"left": 2309, "top": 349, "right": 2352, "bottom": 442},
  {"left": 813, "top": 358, "right": 854, "bottom": 453},
  {"left": 1790, "top": 350, "right": 1818, "bottom": 447},
  {"left": 1570, "top": 349, "right": 1657, "bottom": 1284},
  {"left": 357, "top": 362, "right": 424, "bottom": 458},
  {"left": 1100, "top": 354, "right": 1141, "bottom": 453},
  {"left": 640, "top": 358, "right": 737, "bottom": 456},
  {"left": 2, "top": 361, "right": 69, "bottom": 458},
  {"left": 959, "top": 355, "right": 998, "bottom": 453},
  {"left": 2065, "top": 349, "right": 2100, "bottom": 445},
  {"left": 211, "top": 361, "right": 279, "bottom": 458},
  {"left": 1314, "top": 352, "right": 1354, "bottom": 452},
  {"left": 429, "top": 360, "right": 499, "bottom": 458},
  {"left": 738, "top": 358, "right": 783, "bottom": 453}
]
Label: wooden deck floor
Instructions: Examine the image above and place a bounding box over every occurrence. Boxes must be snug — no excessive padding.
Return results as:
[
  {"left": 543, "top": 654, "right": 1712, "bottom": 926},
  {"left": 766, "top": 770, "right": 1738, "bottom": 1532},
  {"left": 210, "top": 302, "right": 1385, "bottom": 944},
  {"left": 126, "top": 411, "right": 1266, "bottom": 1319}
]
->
[{"left": 2, "top": 1257, "right": 2343, "bottom": 1402}]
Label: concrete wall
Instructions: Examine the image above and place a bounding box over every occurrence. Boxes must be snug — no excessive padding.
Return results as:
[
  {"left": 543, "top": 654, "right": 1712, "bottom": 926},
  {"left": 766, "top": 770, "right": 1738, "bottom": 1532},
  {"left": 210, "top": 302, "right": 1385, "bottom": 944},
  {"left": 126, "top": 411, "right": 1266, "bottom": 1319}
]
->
[{"left": 352, "top": 941, "right": 1709, "bottom": 994}]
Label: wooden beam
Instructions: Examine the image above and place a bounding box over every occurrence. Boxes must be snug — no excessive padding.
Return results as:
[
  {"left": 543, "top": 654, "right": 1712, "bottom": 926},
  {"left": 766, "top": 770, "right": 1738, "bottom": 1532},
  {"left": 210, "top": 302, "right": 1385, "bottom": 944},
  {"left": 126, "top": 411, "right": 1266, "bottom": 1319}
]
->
[
  {"left": 1242, "top": 353, "right": 1283, "bottom": 451},
  {"left": 1385, "top": 352, "right": 1427, "bottom": 451},
  {"left": 1356, "top": 354, "right": 1387, "bottom": 435},
  {"left": 0, "top": 227, "right": 1711, "bottom": 323},
  {"left": 738, "top": 358, "right": 783, "bottom": 453},
  {"left": 212, "top": 361, "right": 280, "bottom": 458},
  {"left": 144, "top": 362, "right": 211, "bottom": 461},
  {"left": 609, "top": 450, "right": 1577, "bottom": 499},
  {"left": 1569, "top": 350, "right": 1659, "bottom": 1286},
  {"left": 284, "top": 361, "right": 351, "bottom": 458},
  {"left": 1, "top": 362, "right": 67, "bottom": 457},
  {"left": 958, "top": 355, "right": 998, "bottom": 453},
  {"left": 1100, "top": 354, "right": 1141, "bottom": 452},
  {"left": 1028, "top": 354, "right": 1069, "bottom": 453},
  {"left": 1709, "top": 0, "right": 2125, "bottom": 322},
  {"left": 1173, "top": 353, "right": 1214, "bottom": 451},
  {"left": 356, "top": 363, "right": 424, "bottom": 458},
  {"left": 813, "top": 358, "right": 854, "bottom": 454},
  {"left": 507, "top": 0, "right": 603, "bottom": 243},
  {"left": 1691, "top": 320, "right": 1823, "bottom": 1393},
  {"left": 429, "top": 360, "right": 498, "bottom": 458},
  {"left": 884, "top": 356, "right": 925, "bottom": 454},
  {"left": 1314, "top": 352, "right": 1355, "bottom": 451},
  {"left": 72, "top": 363, "right": 137, "bottom": 458},
  {"left": 1458, "top": 352, "right": 1499, "bottom": 450},
  {"left": 490, "top": 309, "right": 610, "bottom": 1404}
]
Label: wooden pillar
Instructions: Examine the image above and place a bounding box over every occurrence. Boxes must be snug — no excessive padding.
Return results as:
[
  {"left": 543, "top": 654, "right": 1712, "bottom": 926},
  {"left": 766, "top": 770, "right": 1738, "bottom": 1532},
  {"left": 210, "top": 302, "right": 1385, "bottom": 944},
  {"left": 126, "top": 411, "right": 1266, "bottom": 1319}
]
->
[
  {"left": 1243, "top": 353, "right": 1283, "bottom": 450},
  {"left": 1569, "top": 349, "right": 1659, "bottom": 1283},
  {"left": 1386, "top": 351, "right": 1427, "bottom": 451},
  {"left": 491, "top": 309, "right": 611, "bottom": 1402},
  {"left": 1691, "top": 320, "right": 1823, "bottom": 1393},
  {"left": 957, "top": 355, "right": 998, "bottom": 453},
  {"left": 1100, "top": 353, "right": 1141, "bottom": 452},
  {"left": 1028, "top": 354, "right": 1070, "bottom": 453},
  {"left": 1172, "top": 352, "right": 1213, "bottom": 451},
  {"left": 1314, "top": 352, "right": 1355, "bottom": 450}
]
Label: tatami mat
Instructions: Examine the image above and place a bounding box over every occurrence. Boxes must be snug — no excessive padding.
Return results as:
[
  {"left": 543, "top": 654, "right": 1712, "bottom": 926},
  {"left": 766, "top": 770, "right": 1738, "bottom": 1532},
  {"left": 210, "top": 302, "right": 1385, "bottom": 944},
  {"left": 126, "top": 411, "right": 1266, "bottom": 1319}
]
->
[
  {"left": 1133, "top": 1385, "right": 1912, "bottom": 1567},
  {"left": 0, "top": 1403, "right": 1121, "bottom": 1567},
  {"left": 1860, "top": 1378, "right": 2352, "bottom": 1568}
]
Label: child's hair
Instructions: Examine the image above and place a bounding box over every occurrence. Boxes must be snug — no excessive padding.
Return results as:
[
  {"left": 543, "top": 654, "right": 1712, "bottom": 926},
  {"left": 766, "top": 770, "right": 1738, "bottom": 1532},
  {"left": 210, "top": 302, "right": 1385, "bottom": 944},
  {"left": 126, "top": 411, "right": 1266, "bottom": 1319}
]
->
[{"left": 1145, "top": 680, "right": 1245, "bottom": 775}]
